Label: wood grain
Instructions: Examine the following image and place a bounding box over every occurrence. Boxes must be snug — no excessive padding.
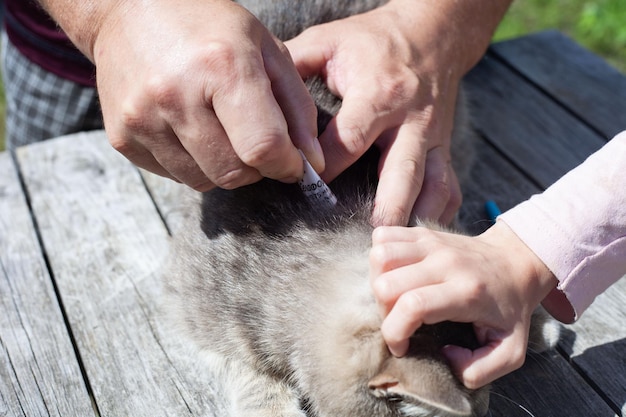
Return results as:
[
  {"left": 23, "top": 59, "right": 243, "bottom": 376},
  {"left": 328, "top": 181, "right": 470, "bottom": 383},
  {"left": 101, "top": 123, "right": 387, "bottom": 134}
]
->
[
  {"left": 2, "top": 30, "right": 624, "bottom": 417},
  {"left": 139, "top": 169, "right": 192, "bottom": 236},
  {"left": 560, "top": 278, "right": 626, "bottom": 415},
  {"left": 487, "top": 33, "right": 626, "bottom": 417},
  {"left": 491, "top": 30, "right": 626, "bottom": 140},
  {"left": 464, "top": 54, "right": 606, "bottom": 189},
  {"left": 492, "top": 350, "right": 617, "bottom": 417},
  {"left": 457, "top": 137, "right": 541, "bottom": 235},
  {"left": 16, "top": 133, "right": 227, "bottom": 417},
  {"left": 463, "top": 35, "right": 625, "bottom": 416},
  {"left": 0, "top": 152, "right": 94, "bottom": 417}
]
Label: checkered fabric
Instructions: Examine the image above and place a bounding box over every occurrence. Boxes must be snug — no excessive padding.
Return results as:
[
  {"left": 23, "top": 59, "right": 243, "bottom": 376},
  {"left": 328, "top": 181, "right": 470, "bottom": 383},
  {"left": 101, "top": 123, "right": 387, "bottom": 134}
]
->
[{"left": 1, "top": 31, "right": 103, "bottom": 151}]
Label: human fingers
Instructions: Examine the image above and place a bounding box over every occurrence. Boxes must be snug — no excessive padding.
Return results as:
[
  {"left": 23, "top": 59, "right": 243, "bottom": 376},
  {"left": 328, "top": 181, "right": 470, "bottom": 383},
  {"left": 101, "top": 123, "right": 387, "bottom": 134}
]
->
[
  {"left": 379, "top": 261, "right": 502, "bottom": 358},
  {"left": 369, "top": 241, "right": 424, "bottom": 276},
  {"left": 370, "top": 226, "right": 461, "bottom": 308},
  {"left": 370, "top": 228, "right": 417, "bottom": 314},
  {"left": 151, "top": 3, "right": 319, "bottom": 185},
  {"left": 283, "top": 29, "right": 330, "bottom": 82},
  {"left": 409, "top": 146, "right": 456, "bottom": 223},
  {"left": 97, "top": 1, "right": 312, "bottom": 189},
  {"left": 372, "top": 122, "right": 428, "bottom": 226},
  {"left": 112, "top": 131, "right": 217, "bottom": 191},
  {"left": 317, "top": 72, "right": 416, "bottom": 187},
  {"left": 295, "top": 32, "right": 459, "bottom": 226},
  {"left": 371, "top": 225, "right": 424, "bottom": 245},
  {"left": 108, "top": 91, "right": 220, "bottom": 191},
  {"left": 263, "top": 36, "right": 324, "bottom": 173},
  {"left": 290, "top": 24, "right": 417, "bottom": 184},
  {"left": 371, "top": 259, "right": 442, "bottom": 319},
  {"left": 206, "top": 42, "right": 303, "bottom": 183},
  {"left": 198, "top": 5, "right": 319, "bottom": 181},
  {"left": 108, "top": 134, "right": 182, "bottom": 183},
  {"left": 156, "top": 93, "right": 263, "bottom": 190},
  {"left": 317, "top": 97, "right": 381, "bottom": 183},
  {"left": 442, "top": 324, "right": 529, "bottom": 389},
  {"left": 380, "top": 282, "right": 474, "bottom": 357},
  {"left": 370, "top": 226, "right": 437, "bottom": 283},
  {"left": 109, "top": 63, "right": 265, "bottom": 190},
  {"left": 438, "top": 163, "right": 462, "bottom": 225}
]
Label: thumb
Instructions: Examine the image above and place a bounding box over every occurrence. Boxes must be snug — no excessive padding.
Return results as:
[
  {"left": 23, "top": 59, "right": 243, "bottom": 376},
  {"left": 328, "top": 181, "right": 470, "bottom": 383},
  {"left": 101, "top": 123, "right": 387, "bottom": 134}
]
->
[{"left": 284, "top": 31, "right": 331, "bottom": 80}]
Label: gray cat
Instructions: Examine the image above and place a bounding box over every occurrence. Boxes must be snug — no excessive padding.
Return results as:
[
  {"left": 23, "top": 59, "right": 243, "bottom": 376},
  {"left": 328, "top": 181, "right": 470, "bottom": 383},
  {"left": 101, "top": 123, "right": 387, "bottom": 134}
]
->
[{"left": 163, "top": 1, "right": 558, "bottom": 416}]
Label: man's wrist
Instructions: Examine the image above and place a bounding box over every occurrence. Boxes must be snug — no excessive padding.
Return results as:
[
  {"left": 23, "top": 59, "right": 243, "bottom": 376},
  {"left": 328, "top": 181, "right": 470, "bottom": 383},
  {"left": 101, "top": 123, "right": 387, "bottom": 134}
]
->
[
  {"left": 36, "top": 0, "right": 125, "bottom": 61},
  {"left": 384, "top": 0, "right": 512, "bottom": 76}
]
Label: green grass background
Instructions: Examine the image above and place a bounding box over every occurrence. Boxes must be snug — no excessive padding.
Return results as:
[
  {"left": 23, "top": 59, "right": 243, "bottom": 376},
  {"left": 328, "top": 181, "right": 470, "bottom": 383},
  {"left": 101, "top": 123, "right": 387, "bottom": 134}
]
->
[
  {"left": 495, "top": 0, "right": 626, "bottom": 72},
  {"left": 0, "top": 0, "right": 624, "bottom": 151}
]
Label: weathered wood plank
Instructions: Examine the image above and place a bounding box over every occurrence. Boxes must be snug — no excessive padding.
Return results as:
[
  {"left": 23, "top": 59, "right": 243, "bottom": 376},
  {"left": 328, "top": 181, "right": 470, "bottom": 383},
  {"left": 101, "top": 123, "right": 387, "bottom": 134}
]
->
[
  {"left": 464, "top": 54, "right": 605, "bottom": 189},
  {"left": 485, "top": 32, "right": 626, "bottom": 416},
  {"left": 0, "top": 152, "right": 94, "bottom": 417},
  {"left": 491, "top": 30, "right": 626, "bottom": 140},
  {"left": 463, "top": 35, "right": 625, "bottom": 415},
  {"left": 139, "top": 169, "right": 191, "bottom": 236},
  {"left": 455, "top": 140, "right": 619, "bottom": 416},
  {"left": 460, "top": 143, "right": 626, "bottom": 417},
  {"left": 458, "top": 137, "right": 541, "bottom": 235},
  {"left": 491, "top": 350, "right": 617, "bottom": 417},
  {"left": 16, "top": 132, "right": 226, "bottom": 417},
  {"left": 559, "top": 278, "right": 626, "bottom": 415}
]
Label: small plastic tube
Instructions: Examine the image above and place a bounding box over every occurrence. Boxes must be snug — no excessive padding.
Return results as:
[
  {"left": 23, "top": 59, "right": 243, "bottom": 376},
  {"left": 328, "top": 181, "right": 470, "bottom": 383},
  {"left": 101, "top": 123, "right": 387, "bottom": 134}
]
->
[
  {"left": 485, "top": 200, "right": 502, "bottom": 223},
  {"left": 298, "top": 150, "right": 338, "bottom": 210}
]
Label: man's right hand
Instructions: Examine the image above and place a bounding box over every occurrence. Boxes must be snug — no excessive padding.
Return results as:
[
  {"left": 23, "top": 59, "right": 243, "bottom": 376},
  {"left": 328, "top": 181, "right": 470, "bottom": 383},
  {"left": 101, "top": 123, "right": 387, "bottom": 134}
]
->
[{"left": 90, "top": 0, "right": 323, "bottom": 190}]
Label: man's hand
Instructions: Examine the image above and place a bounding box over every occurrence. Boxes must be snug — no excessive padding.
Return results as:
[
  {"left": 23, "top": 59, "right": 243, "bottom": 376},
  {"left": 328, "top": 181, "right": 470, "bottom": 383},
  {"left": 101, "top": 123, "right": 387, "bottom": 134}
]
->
[
  {"left": 286, "top": 5, "right": 458, "bottom": 225},
  {"left": 39, "top": 0, "right": 510, "bottom": 214},
  {"left": 286, "top": 0, "right": 511, "bottom": 226},
  {"left": 85, "top": 0, "right": 324, "bottom": 190}
]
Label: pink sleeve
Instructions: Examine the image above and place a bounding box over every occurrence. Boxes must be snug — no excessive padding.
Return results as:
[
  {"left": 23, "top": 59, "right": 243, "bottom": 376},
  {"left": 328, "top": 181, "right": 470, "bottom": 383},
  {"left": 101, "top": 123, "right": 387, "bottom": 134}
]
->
[{"left": 498, "top": 130, "right": 626, "bottom": 323}]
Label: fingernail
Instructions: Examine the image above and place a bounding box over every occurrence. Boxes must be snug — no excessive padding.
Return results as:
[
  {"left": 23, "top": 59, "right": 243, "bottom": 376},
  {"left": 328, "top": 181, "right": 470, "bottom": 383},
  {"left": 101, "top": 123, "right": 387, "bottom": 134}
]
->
[
  {"left": 306, "top": 137, "right": 325, "bottom": 173},
  {"left": 389, "top": 340, "right": 409, "bottom": 358}
]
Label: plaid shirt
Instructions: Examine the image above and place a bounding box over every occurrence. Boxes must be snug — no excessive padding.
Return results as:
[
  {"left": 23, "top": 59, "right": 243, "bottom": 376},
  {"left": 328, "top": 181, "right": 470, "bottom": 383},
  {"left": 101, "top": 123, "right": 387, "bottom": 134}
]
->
[
  {"left": 3, "top": 0, "right": 95, "bottom": 87},
  {"left": 2, "top": 32, "right": 102, "bottom": 150}
]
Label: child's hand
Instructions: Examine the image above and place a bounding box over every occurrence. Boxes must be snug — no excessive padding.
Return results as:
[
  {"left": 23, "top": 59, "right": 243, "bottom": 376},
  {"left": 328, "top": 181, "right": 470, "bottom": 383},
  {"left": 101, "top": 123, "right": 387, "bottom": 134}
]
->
[{"left": 369, "top": 221, "right": 558, "bottom": 388}]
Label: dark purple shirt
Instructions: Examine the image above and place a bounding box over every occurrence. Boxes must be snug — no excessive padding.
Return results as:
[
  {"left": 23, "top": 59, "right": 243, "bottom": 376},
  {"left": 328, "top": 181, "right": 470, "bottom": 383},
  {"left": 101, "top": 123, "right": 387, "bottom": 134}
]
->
[{"left": 4, "top": 0, "right": 96, "bottom": 87}]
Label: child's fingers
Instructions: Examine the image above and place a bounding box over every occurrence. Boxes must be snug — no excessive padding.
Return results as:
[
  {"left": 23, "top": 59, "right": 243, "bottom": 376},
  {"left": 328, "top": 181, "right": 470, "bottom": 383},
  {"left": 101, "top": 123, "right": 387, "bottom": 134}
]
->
[
  {"left": 442, "top": 327, "right": 528, "bottom": 389},
  {"left": 369, "top": 240, "right": 427, "bottom": 277},
  {"left": 380, "top": 282, "right": 474, "bottom": 357},
  {"left": 371, "top": 225, "right": 428, "bottom": 245},
  {"left": 370, "top": 259, "right": 445, "bottom": 316}
]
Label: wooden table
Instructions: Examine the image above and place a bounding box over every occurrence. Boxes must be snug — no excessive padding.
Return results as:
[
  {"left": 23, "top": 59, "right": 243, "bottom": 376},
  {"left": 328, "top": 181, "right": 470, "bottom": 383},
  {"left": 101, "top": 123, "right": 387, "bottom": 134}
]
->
[{"left": 1, "top": 31, "right": 625, "bottom": 417}]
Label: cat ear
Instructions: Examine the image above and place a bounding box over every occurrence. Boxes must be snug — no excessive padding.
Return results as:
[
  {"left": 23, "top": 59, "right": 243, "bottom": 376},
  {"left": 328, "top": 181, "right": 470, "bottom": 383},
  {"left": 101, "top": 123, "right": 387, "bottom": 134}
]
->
[{"left": 368, "top": 356, "right": 475, "bottom": 417}]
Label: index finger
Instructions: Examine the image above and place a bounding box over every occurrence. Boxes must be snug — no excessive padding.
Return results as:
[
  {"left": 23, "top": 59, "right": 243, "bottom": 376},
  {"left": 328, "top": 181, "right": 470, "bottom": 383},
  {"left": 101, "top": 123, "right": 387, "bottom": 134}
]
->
[
  {"left": 317, "top": 91, "right": 386, "bottom": 184},
  {"left": 410, "top": 146, "right": 456, "bottom": 223},
  {"left": 380, "top": 286, "right": 433, "bottom": 357},
  {"left": 372, "top": 122, "right": 428, "bottom": 226},
  {"left": 381, "top": 282, "right": 474, "bottom": 357}
]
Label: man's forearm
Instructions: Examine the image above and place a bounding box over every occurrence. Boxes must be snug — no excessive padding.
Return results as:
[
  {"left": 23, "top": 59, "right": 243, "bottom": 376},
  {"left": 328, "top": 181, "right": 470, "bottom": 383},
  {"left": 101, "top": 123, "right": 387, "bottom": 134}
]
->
[
  {"left": 36, "top": 0, "right": 124, "bottom": 60},
  {"left": 437, "top": 0, "right": 513, "bottom": 72},
  {"left": 386, "top": 0, "right": 513, "bottom": 75},
  {"left": 40, "top": 0, "right": 511, "bottom": 69}
]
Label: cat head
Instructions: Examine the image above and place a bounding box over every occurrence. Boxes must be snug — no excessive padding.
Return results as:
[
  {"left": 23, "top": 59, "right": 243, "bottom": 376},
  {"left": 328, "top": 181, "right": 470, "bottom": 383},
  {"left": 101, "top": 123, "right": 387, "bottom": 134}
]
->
[{"left": 368, "top": 322, "right": 490, "bottom": 417}]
